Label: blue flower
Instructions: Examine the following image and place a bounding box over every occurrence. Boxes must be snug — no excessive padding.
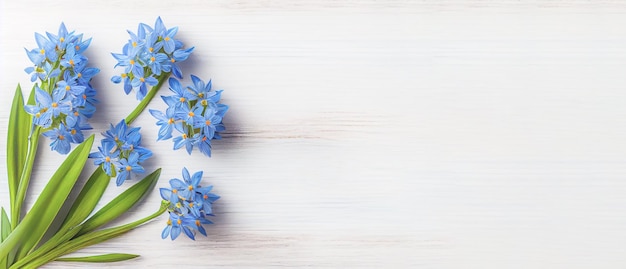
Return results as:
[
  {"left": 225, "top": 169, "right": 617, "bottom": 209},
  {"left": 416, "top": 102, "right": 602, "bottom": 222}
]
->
[
  {"left": 115, "top": 151, "right": 145, "bottom": 186},
  {"left": 173, "top": 133, "right": 197, "bottom": 154},
  {"left": 162, "top": 47, "right": 194, "bottom": 79},
  {"left": 112, "top": 17, "right": 194, "bottom": 100},
  {"left": 60, "top": 45, "right": 85, "bottom": 69},
  {"left": 149, "top": 108, "right": 180, "bottom": 141},
  {"left": 88, "top": 140, "right": 119, "bottom": 176},
  {"left": 161, "top": 168, "right": 219, "bottom": 240},
  {"left": 161, "top": 212, "right": 195, "bottom": 240},
  {"left": 111, "top": 73, "right": 133, "bottom": 95},
  {"left": 130, "top": 67, "right": 158, "bottom": 100},
  {"left": 152, "top": 75, "right": 228, "bottom": 157},
  {"left": 42, "top": 124, "right": 73, "bottom": 154},
  {"left": 92, "top": 119, "right": 152, "bottom": 185}
]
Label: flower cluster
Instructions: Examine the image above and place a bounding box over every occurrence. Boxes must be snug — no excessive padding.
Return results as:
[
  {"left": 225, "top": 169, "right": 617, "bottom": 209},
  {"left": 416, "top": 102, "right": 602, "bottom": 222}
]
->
[
  {"left": 160, "top": 168, "right": 219, "bottom": 240},
  {"left": 89, "top": 119, "right": 153, "bottom": 186},
  {"left": 111, "top": 17, "right": 194, "bottom": 100},
  {"left": 150, "top": 76, "right": 228, "bottom": 157},
  {"left": 23, "top": 23, "right": 99, "bottom": 154}
]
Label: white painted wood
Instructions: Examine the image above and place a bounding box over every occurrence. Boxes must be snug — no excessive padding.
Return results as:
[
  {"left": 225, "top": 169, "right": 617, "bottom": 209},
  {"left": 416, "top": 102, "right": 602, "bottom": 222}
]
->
[{"left": 1, "top": 1, "right": 626, "bottom": 268}]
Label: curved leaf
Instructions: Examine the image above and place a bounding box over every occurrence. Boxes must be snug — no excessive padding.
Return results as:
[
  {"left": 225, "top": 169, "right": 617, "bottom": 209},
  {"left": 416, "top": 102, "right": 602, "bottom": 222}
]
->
[
  {"left": 56, "top": 253, "right": 139, "bottom": 263},
  {"left": 7, "top": 84, "right": 31, "bottom": 221},
  {"left": 78, "top": 168, "right": 161, "bottom": 236},
  {"left": 0, "top": 135, "right": 94, "bottom": 260}
]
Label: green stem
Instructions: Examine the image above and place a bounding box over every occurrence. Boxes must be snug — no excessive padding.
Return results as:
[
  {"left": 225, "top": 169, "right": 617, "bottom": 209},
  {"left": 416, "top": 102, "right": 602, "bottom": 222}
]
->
[
  {"left": 11, "top": 127, "right": 41, "bottom": 230},
  {"left": 125, "top": 73, "right": 169, "bottom": 124},
  {"left": 16, "top": 202, "right": 168, "bottom": 269}
]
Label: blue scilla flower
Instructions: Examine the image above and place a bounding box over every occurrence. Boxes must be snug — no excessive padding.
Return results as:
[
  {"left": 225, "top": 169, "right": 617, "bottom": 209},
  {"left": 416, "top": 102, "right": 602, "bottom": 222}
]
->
[
  {"left": 111, "top": 17, "right": 194, "bottom": 100},
  {"left": 23, "top": 22, "right": 99, "bottom": 154},
  {"left": 90, "top": 119, "right": 152, "bottom": 185},
  {"left": 42, "top": 124, "right": 73, "bottom": 154},
  {"left": 151, "top": 76, "right": 228, "bottom": 157},
  {"left": 88, "top": 140, "right": 119, "bottom": 176},
  {"left": 160, "top": 168, "right": 219, "bottom": 240}
]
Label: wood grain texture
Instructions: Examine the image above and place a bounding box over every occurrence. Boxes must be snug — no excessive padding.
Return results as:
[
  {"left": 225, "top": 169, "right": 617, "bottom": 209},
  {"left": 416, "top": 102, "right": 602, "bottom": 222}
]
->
[{"left": 2, "top": 1, "right": 626, "bottom": 268}]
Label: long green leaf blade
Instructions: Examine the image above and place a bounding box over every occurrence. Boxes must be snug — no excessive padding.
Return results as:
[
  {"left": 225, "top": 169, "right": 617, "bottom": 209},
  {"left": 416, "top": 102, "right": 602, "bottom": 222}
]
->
[
  {"left": 7, "top": 84, "right": 31, "bottom": 221},
  {"left": 0, "top": 208, "right": 9, "bottom": 243},
  {"left": 61, "top": 168, "right": 110, "bottom": 230},
  {"left": 19, "top": 202, "right": 168, "bottom": 269},
  {"left": 0, "top": 135, "right": 94, "bottom": 260},
  {"left": 56, "top": 253, "right": 139, "bottom": 263},
  {"left": 78, "top": 168, "right": 161, "bottom": 236}
]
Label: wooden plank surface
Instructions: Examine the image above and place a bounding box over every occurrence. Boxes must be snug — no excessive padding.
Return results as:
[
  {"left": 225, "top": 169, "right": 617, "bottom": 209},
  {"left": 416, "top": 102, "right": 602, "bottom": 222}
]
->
[{"left": 2, "top": 1, "right": 626, "bottom": 268}]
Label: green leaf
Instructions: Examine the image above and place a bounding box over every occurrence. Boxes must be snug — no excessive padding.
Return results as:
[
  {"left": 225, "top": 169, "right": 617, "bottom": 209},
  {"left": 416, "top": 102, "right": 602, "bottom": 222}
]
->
[
  {"left": 78, "top": 168, "right": 161, "bottom": 236},
  {"left": 0, "top": 208, "right": 9, "bottom": 243},
  {"left": 56, "top": 253, "right": 139, "bottom": 263},
  {"left": 0, "top": 135, "right": 94, "bottom": 260},
  {"left": 7, "top": 84, "right": 31, "bottom": 222},
  {"left": 61, "top": 168, "right": 111, "bottom": 230},
  {"left": 18, "top": 202, "right": 168, "bottom": 269}
]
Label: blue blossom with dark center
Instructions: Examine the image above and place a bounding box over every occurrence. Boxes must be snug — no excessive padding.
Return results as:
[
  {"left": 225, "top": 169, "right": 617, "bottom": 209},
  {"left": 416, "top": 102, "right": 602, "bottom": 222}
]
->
[{"left": 160, "top": 168, "right": 219, "bottom": 240}]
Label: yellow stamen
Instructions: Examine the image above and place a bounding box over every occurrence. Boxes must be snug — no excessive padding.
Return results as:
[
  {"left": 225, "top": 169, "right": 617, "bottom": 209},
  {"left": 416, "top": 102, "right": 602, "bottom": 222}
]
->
[
  {"left": 188, "top": 112, "right": 195, "bottom": 117},
  {"left": 201, "top": 100, "right": 208, "bottom": 106},
  {"left": 71, "top": 129, "right": 76, "bottom": 135},
  {"left": 35, "top": 112, "right": 41, "bottom": 118},
  {"left": 105, "top": 156, "right": 111, "bottom": 162},
  {"left": 168, "top": 118, "right": 175, "bottom": 124},
  {"left": 51, "top": 102, "right": 58, "bottom": 108},
  {"left": 40, "top": 49, "right": 45, "bottom": 55},
  {"left": 74, "top": 111, "right": 79, "bottom": 116},
  {"left": 140, "top": 77, "right": 145, "bottom": 83},
  {"left": 149, "top": 47, "right": 154, "bottom": 52},
  {"left": 121, "top": 73, "right": 127, "bottom": 78},
  {"left": 182, "top": 134, "right": 187, "bottom": 139},
  {"left": 195, "top": 220, "right": 201, "bottom": 226},
  {"left": 75, "top": 45, "right": 80, "bottom": 50},
  {"left": 129, "top": 59, "right": 135, "bottom": 65},
  {"left": 205, "top": 120, "right": 211, "bottom": 126},
  {"left": 132, "top": 41, "right": 137, "bottom": 47},
  {"left": 188, "top": 185, "right": 193, "bottom": 191},
  {"left": 202, "top": 136, "right": 208, "bottom": 142},
  {"left": 125, "top": 165, "right": 132, "bottom": 171},
  {"left": 58, "top": 135, "right": 65, "bottom": 140},
  {"left": 69, "top": 59, "right": 74, "bottom": 66},
  {"left": 179, "top": 97, "right": 186, "bottom": 102},
  {"left": 165, "top": 37, "right": 171, "bottom": 41},
  {"left": 203, "top": 194, "right": 208, "bottom": 200},
  {"left": 167, "top": 219, "right": 172, "bottom": 225},
  {"left": 60, "top": 37, "right": 65, "bottom": 42},
  {"left": 150, "top": 56, "right": 155, "bottom": 62},
  {"left": 77, "top": 72, "right": 82, "bottom": 78},
  {"left": 170, "top": 58, "right": 175, "bottom": 63},
  {"left": 177, "top": 219, "right": 182, "bottom": 225},
  {"left": 83, "top": 94, "right": 87, "bottom": 100},
  {"left": 65, "top": 85, "right": 71, "bottom": 91}
]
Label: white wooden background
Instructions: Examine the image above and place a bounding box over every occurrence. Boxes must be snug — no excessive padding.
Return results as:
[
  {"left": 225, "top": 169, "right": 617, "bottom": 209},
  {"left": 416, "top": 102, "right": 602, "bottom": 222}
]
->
[{"left": 2, "top": 1, "right": 626, "bottom": 268}]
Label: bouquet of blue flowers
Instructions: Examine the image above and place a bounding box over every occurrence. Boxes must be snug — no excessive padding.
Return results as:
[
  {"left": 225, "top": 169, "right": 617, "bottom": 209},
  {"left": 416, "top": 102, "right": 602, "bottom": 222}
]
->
[{"left": 0, "top": 17, "right": 227, "bottom": 268}]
